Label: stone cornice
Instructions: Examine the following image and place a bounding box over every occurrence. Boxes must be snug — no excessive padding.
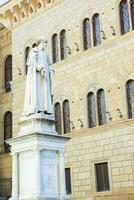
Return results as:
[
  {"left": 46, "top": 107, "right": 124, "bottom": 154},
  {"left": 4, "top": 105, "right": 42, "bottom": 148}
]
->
[
  {"left": 0, "top": 0, "right": 61, "bottom": 28},
  {"left": 66, "top": 118, "right": 134, "bottom": 138}
]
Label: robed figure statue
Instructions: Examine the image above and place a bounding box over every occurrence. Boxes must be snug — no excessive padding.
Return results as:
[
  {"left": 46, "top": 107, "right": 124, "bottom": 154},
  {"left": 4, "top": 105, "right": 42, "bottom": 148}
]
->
[{"left": 23, "top": 37, "right": 53, "bottom": 116}]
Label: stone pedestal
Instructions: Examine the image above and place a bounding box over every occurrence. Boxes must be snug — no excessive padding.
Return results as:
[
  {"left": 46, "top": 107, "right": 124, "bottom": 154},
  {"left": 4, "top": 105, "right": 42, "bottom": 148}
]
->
[{"left": 7, "top": 113, "right": 70, "bottom": 200}]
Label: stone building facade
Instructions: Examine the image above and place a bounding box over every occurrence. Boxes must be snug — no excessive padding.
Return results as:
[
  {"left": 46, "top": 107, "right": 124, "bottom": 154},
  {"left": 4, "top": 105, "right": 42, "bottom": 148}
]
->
[{"left": 0, "top": 0, "right": 134, "bottom": 199}]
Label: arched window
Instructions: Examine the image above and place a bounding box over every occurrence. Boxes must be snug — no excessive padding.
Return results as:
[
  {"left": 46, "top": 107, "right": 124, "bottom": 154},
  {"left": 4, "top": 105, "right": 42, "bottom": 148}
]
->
[
  {"left": 97, "top": 89, "right": 107, "bottom": 126},
  {"left": 25, "top": 47, "right": 30, "bottom": 74},
  {"left": 5, "top": 55, "right": 12, "bottom": 93},
  {"left": 130, "top": 0, "right": 134, "bottom": 29},
  {"left": 4, "top": 112, "right": 12, "bottom": 153},
  {"left": 52, "top": 34, "right": 59, "bottom": 63},
  {"left": 63, "top": 100, "right": 71, "bottom": 134},
  {"left": 92, "top": 14, "right": 101, "bottom": 46},
  {"left": 83, "top": 18, "right": 92, "bottom": 50},
  {"left": 87, "top": 92, "right": 96, "bottom": 128},
  {"left": 54, "top": 102, "right": 62, "bottom": 135},
  {"left": 126, "top": 80, "right": 134, "bottom": 118},
  {"left": 119, "top": 0, "right": 130, "bottom": 34},
  {"left": 60, "top": 30, "right": 67, "bottom": 60}
]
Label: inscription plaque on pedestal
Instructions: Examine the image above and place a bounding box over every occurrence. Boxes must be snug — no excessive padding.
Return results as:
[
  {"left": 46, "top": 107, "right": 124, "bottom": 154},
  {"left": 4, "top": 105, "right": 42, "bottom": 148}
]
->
[{"left": 41, "top": 150, "right": 57, "bottom": 194}]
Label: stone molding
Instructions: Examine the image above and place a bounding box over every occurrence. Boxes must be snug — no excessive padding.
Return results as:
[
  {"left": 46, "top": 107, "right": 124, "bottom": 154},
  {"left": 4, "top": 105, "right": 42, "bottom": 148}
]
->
[{"left": 0, "top": 0, "right": 62, "bottom": 28}]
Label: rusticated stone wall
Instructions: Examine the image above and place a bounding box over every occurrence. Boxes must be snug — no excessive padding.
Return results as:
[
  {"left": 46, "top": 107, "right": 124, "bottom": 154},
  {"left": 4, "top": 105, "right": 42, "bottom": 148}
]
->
[{"left": 0, "top": 0, "right": 134, "bottom": 199}]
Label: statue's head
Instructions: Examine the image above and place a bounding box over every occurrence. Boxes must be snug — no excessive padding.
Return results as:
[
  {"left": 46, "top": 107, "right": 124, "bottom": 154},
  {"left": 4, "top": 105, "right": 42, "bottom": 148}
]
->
[{"left": 36, "top": 36, "right": 48, "bottom": 50}]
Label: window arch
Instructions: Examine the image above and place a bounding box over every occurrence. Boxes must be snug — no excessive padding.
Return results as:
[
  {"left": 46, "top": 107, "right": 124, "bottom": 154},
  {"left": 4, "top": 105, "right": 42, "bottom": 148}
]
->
[
  {"left": 83, "top": 18, "right": 92, "bottom": 50},
  {"left": 52, "top": 33, "right": 59, "bottom": 63},
  {"left": 54, "top": 102, "right": 62, "bottom": 135},
  {"left": 87, "top": 92, "right": 96, "bottom": 128},
  {"left": 4, "top": 112, "right": 12, "bottom": 153},
  {"left": 92, "top": 14, "right": 101, "bottom": 46},
  {"left": 97, "top": 89, "right": 107, "bottom": 126},
  {"left": 119, "top": 0, "right": 130, "bottom": 34},
  {"left": 126, "top": 80, "right": 134, "bottom": 118},
  {"left": 25, "top": 47, "right": 30, "bottom": 74},
  {"left": 60, "top": 30, "right": 67, "bottom": 60},
  {"left": 63, "top": 100, "right": 71, "bottom": 134},
  {"left": 5, "top": 55, "right": 12, "bottom": 93}
]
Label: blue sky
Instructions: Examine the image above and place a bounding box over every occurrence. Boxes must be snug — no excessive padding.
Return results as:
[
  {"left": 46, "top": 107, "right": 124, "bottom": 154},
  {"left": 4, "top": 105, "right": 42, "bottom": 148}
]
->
[{"left": 0, "top": 0, "right": 10, "bottom": 6}]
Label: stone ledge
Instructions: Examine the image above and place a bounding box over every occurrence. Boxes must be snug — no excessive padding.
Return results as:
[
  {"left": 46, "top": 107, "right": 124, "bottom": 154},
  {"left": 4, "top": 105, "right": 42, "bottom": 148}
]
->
[
  {"left": 6, "top": 132, "right": 70, "bottom": 153},
  {"left": 66, "top": 118, "right": 134, "bottom": 138}
]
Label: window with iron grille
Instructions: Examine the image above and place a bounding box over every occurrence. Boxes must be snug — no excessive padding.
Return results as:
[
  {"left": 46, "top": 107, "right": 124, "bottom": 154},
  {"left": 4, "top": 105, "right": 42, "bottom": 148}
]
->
[
  {"left": 0, "top": 178, "right": 12, "bottom": 198},
  {"left": 83, "top": 18, "right": 92, "bottom": 50},
  {"left": 87, "top": 92, "right": 97, "bottom": 128},
  {"left": 97, "top": 89, "right": 107, "bottom": 126},
  {"left": 65, "top": 168, "right": 72, "bottom": 195},
  {"left": 119, "top": 0, "right": 130, "bottom": 34},
  {"left": 87, "top": 89, "right": 107, "bottom": 128},
  {"left": 92, "top": 14, "right": 101, "bottom": 46},
  {"left": 126, "top": 80, "right": 134, "bottom": 119},
  {"left": 4, "top": 112, "right": 12, "bottom": 153},
  {"left": 5, "top": 55, "right": 12, "bottom": 93},
  {"left": 54, "top": 102, "right": 62, "bottom": 135},
  {"left": 52, "top": 34, "right": 59, "bottom": 63},
  {"left": 25, "top": 47, "right": 30, "bottom": 74},
  {"left": 95, "top": 162, "right": 110, "bottom": 192},
  {"left": 60, "top": 30, "right": 67, "bottom": 60},
  {"left": 63, "top": 100, "right": 71, "bottom": 134},
  {"left": 130, "top": 0, "right": 134, "bottom": 29}
]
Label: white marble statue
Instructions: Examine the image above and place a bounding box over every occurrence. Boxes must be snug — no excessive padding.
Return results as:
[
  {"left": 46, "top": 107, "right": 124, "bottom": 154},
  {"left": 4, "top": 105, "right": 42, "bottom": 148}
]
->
[{"left": 23, "top": 37, "right": 53, "bottom": 116}]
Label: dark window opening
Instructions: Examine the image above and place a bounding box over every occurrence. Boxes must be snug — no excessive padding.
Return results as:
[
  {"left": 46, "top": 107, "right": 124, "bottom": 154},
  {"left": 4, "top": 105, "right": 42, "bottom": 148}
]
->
[
  {"left": 5, "top": 55, "right": 12, "bottom": 93},
  {"left": 65, "top": 168, "right": 72, "bottom": 195},
  {"left": 92, "top": 14, "right": 101, "bottom": 46},
  {"left": 0, "top": 178, "right": 12, "bottom": 199},
  {"left": 52, "top": 34, "right": 59, "bottom": 63},
  {"left": 54, "top": 102, "right": 62, "bottom": 135},
  {"left": 83, "top": 18, "right": 92, "bottom": 50},
  {"left": 87, "top": 92, "right": 97, "bottom": 128},
  {"left": 95, "top": 162, "right": 110, "bottom": 192},
  {"left": 97, "top": 89, "right": 107, "bottom": 126},
  {"left": 60, "top": 30, "right": 67, "bottom": 60},
  {"left": 120, "top": 0, "right": 130, "bottom": 34},
  {"left": 4, "top": 112, "right": 12, "bottom": 153},
  {"left": 126, "top": 80, "right": 134, "bottom": 118},
  {"left": 130, "top": 0, "right": 134, "bottom": 29},
  {"left": 63, "top": 100, "right": 71, "bottom": 134}
]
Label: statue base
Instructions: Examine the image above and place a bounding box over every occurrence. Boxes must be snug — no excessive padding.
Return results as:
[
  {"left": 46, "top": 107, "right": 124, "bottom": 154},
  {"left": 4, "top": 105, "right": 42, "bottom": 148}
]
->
[
  {"left": 7, "top": 113, "right": 70, "bottom": 200},
  {"left": 19, "top": 113, "right": 56, "bottom": 136}
]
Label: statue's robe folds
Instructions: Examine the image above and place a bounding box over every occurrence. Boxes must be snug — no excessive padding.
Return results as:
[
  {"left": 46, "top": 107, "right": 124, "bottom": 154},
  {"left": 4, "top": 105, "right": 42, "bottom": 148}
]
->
[{"left": 23, "top": 48, "right": 53, "bottom": 116}]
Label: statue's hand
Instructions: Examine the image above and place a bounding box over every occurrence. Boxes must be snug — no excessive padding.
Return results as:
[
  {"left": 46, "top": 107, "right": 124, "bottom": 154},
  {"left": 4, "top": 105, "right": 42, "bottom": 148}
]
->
[
  {"left": 41, "top": 69, "right": 45, "bottom": 77},
  {"left": 36, "top": 65, "right": 42, "bottom": 72}
]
